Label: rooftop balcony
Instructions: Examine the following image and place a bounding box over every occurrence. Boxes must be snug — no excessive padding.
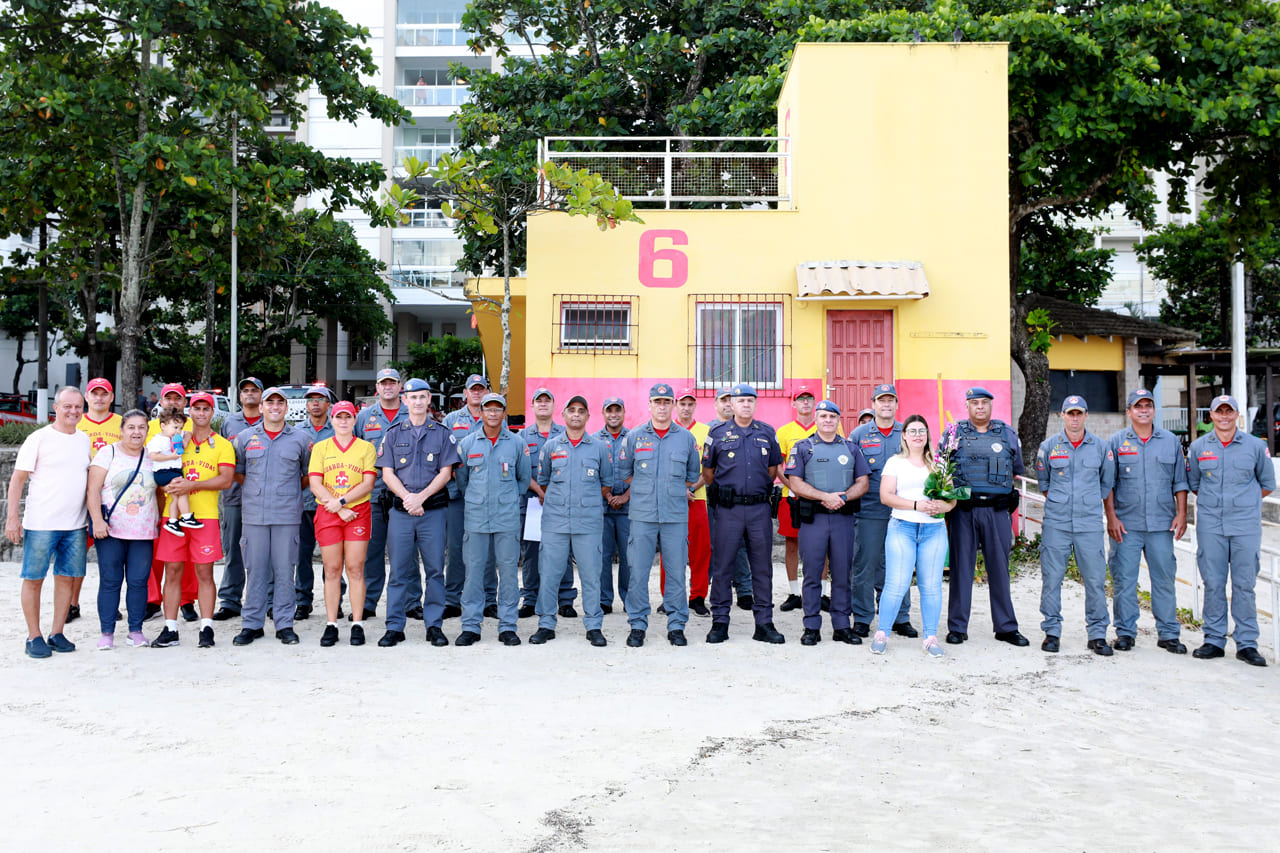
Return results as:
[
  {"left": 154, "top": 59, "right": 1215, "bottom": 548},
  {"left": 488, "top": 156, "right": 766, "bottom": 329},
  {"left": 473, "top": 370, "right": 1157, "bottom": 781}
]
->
[{"left": 539, "top": 136, "right": 790, "bottom": 208}]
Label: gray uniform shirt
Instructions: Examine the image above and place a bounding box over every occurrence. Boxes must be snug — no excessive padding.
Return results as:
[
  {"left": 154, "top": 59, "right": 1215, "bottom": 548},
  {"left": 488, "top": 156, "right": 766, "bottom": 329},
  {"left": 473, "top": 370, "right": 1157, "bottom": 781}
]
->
[
  {"left": 219, "top": 411, "right": 264, "bottom": 507},
  {"left": 616, "top": 421, "right": 700, "bottom": 524},
  {"left": 537, "top": 432, "right": 612, "bottom": 534},
  {"left": 1187, "top": 429, "right": 1275, "bottom": 535},
  {"left": 233, "top": 423, "right": 312, "bottom": 526},
  {"left": 455, "top": 428, "right": 531, "bottom": 534},
  {"left": 1035, "top": 430, "right": 1116, "bottom": 532},
  {"left": 1107, "top": 426, "right": 1188, "bottom": 532}
]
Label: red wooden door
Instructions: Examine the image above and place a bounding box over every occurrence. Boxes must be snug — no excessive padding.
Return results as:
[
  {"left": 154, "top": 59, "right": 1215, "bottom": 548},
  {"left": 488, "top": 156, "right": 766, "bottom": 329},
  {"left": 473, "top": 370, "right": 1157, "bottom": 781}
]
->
[{"left": 826, "top": 310, "right": 893, "bottom": 435}]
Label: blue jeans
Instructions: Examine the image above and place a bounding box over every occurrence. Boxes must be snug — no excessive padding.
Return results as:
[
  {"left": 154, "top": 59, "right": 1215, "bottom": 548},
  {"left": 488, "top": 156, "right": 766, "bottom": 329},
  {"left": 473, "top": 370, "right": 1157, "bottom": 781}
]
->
[
  {"left": 95, "top": 536, "right": 153, "bottom": 632},
  {"left": 881, "top": 518, "right": 947, "bottom": 638},
  {"left": 20, "top": 528, "right": 88, "bottom": 580}
]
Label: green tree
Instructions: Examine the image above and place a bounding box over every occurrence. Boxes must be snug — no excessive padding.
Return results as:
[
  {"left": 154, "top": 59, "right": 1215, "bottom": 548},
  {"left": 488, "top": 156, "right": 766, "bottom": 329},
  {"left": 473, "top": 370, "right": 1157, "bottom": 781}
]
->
[
  {"left": 377, "top": 153, "right": 642, "bottom": 394},
  {"left": 0, "top": 0, "right": 407, "bottom": 405},
  {"left": 456, "top": 0, "right": 1280, "bottom": 451},
  {"left": 1138, "top": 217, "right": 1280, "bottom": 349},
  {"left": 391, "top": 336, "right": 484, "bottom": 397}
]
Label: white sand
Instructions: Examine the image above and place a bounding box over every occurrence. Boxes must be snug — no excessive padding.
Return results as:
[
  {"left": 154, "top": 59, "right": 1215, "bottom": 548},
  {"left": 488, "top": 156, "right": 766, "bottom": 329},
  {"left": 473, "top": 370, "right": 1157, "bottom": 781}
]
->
[{"left": 2, "top": 561, "right": 1277, "bottom": 851}]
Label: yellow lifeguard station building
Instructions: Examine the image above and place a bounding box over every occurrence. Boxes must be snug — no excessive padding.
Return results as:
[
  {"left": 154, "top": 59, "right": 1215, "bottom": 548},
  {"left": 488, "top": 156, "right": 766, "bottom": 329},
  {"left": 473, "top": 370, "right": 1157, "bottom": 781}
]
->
[{"left": 471, "top": 42, "right": 1010, "bottom": 430}]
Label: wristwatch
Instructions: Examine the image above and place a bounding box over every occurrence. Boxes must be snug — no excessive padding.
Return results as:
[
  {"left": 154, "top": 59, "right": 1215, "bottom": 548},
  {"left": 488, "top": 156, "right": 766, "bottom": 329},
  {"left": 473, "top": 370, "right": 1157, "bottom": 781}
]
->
[{"left": 339, "top": 497, "right": 347, "bottom": 507}]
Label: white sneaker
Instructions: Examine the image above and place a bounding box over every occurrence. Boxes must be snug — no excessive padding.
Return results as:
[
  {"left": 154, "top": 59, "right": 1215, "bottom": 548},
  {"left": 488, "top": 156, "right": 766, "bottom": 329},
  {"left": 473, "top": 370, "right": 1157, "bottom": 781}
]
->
[
  {"left": 923, "top": 637, "right": 945, "bottom": 658},
  {"left": 164, "top": 519, "right": 185, "bottom": 536},
  {"left": 178, "top": 514, "right": 204, "bottom": 529},
  {"left": 870, "top": 631, "right": 888, "bottom": 655}
]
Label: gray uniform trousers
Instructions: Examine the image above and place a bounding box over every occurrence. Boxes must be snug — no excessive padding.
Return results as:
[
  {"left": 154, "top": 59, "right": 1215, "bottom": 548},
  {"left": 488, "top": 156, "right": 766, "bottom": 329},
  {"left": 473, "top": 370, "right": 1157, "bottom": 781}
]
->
[
  {"left": 625, "top": 520, "right": 689, "bottom": 632},
  {"left": 241, "top": 524, "right": 299, "bottom": 630},
  {"left": 537, "top": 532, "right": 602, "bottom": 631}
]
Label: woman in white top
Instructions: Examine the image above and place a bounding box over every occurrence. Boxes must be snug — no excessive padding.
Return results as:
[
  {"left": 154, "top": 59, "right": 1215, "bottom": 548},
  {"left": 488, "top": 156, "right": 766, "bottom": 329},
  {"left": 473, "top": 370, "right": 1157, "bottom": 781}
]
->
[
  {"left": 873, "top": 414, "right": 956, "bottom": 657},
  {"left": 86, "top": 410, "right": 158, "bottom": 650}
]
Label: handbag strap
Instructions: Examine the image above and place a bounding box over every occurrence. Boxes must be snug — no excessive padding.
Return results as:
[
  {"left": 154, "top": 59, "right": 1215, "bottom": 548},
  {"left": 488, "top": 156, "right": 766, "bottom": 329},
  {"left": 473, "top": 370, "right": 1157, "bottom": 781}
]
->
[{"left": 104, "top": 446, "right": 145, "bottom": 524}]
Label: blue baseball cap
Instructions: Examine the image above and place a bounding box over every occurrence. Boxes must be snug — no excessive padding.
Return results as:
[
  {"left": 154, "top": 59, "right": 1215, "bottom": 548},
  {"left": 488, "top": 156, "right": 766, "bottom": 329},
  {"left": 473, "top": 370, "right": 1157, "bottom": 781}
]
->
[
  {"left": 872, "top": 383, "right": 897, "bottom": 400},
  {"left": 715, "top": 386, "right": 734, "bottom": 400},
  {"left": 602, "top": 395, "right": 625, "bottom": 411},
  {"left": 376, "top": 367, "right": 401, "bottom": 383},
  {"left": 1061, "top": 395, "right": 1088, "bottom": 413},
  {"left": 648, "top": 383, "right": 675, "bottom": 400},
  {"left": 966, "top": 387, "right": 994, "bottom": 400},
  {"left": 815, "top": 400, "right": 841, "bottom": 415},
  {"left": 730, "top": 383, "right": 757, "bottom": 398},
  {"left": 238, "top": 376, "right": 264, "bottom": 391},
  {"left": 403, "top": 378, "right": 431, "bottom": 393},
  {"left": 1126, "top": 388, "right": 1154, "bottom": 407},
  {"left": 481, "top": 392, "right": 506, "bottom": 408},
  {"left": 1210, "top": 394, "right": 1239, "bottom": 412},
  {"left": 464, "top": 373, "right": 489, "bottom": 389},
  {"left": 565, "top": 394, "right": 589, "bottom": 411},
  {"left": 304, "top": 384, "right": 332, "bottom": 400},
  {"left": 531, "top": 387, "right": 554, "bottom": 402}
]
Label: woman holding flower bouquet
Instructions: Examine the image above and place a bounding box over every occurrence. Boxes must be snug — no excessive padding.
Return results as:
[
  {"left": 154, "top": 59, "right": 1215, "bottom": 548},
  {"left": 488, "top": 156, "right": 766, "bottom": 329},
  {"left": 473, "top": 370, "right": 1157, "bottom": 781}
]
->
[{"left": 872, "top": 415, "right": 958, "bottom": 657}]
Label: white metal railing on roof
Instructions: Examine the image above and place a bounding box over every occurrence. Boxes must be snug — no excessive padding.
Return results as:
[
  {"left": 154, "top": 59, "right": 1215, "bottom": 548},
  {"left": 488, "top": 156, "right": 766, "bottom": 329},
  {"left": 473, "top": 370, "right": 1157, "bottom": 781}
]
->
[{"left": 539, "top": 136, "right": 790, "bottom": 208}]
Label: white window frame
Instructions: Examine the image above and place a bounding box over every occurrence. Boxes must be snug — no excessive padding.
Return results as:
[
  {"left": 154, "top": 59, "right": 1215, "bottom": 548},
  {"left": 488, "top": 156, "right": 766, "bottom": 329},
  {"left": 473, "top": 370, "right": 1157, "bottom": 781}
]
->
[
  {"left": 558, "top": 301, "right": 632, "bottom": 351},
  {"left": 694, "top": 301, "right": 783, "bottom": 390}
]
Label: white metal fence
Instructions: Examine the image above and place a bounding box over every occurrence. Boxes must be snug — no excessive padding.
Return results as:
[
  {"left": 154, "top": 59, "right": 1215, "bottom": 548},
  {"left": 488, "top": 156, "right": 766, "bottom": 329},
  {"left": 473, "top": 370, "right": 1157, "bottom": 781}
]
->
[{"left": 539, "top": 136, "right": 791, "bottom": 208}]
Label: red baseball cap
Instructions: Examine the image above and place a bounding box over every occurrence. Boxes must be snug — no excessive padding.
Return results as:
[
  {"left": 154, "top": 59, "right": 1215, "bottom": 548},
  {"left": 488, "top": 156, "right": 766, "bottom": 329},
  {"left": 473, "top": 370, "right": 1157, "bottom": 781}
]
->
[
  {"left": 86, "top": 378, "right": 113, "bottom": 394},
  {"left": 331, "top": 401, "right": 358, "bottom": 418},
  {"left": 160, "top": 383, "right": 186, "bottom": 399},
  {"left": 188, "top": 392, "right": 215, "bottom": 408},
  {"left": 677, "top": 387, "right": 697, "bottom": 401},
  {"left": 792, "top": 385, "right": 816, "bottom": 400}
]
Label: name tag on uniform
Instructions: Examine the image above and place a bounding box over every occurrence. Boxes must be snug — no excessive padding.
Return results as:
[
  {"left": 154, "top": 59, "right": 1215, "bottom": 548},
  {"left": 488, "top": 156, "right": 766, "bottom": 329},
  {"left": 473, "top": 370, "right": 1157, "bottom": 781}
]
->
[
  {"left": 586, "top": 468, "right": 596, "bottom": 477},
  {"left": 761, "top": 447, "right": 768, "bottom": 456}
]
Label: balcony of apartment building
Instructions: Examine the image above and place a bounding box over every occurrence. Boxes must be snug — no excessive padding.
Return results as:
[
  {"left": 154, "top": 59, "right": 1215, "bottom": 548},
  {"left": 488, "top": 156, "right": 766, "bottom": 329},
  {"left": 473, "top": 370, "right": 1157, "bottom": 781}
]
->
[
  {"left": 394, "top": 62, "right": 487, "bottom": 118},
  {"left": 388, "top": 231, "right": 466, "bottom": 304},
  {"left": 395, "top": 0, "right": 472, "bottom": 52},
  {"left": 393, "top": 122, "right": 459, "bottom": 175}
]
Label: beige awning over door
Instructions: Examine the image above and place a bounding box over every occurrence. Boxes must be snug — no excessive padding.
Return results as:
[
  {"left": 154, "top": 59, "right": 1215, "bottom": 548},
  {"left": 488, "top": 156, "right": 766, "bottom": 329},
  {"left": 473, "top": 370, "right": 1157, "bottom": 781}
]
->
[{"left": 795, "top": 260, "right": 929, "bottom": 300}]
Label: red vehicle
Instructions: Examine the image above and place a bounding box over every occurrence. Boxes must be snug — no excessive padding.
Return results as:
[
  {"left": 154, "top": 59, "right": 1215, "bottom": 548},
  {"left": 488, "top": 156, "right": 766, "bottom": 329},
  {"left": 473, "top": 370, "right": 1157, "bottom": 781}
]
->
[{"left": 0, "top": 395, "right": 53, "bottom": 427}]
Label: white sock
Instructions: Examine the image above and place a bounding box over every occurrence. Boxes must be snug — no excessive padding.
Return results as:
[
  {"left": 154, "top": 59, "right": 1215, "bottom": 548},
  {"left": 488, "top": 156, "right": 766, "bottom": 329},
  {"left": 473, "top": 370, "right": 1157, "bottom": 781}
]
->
[
  {"left": 822, "top": 579, "right": 831, "bottom": 596},
  {"left": 201, "top": 618, "right": 212, "bottom": 629},
  {"left": 327, "top": 621, "right": 337, "bottom": 628},
  {"left": 165, "top": 619, "right": 178, "bottom": 631},
  {"left": 353, "top": 621, "right": 363, "bottom": 628},
  {"left": 789, "top": 579, "right": 801, "bottom": 595}
]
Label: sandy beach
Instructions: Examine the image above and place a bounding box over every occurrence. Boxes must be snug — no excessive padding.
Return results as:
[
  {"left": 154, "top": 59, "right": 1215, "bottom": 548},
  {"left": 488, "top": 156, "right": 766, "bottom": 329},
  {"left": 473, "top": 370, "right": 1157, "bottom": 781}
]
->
[{"left": 2, "top": 559, "right": 1277, "bottom": 852}]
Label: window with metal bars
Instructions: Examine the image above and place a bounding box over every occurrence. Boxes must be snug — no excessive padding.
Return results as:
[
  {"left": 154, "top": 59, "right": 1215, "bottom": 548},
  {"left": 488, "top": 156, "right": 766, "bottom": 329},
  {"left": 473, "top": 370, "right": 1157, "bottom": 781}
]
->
[
  {"left": 690, "top": 295, "right": 789, "bottom": 393},
  {"left": 553, "top": 295, "right": 638, "bottom": 354}
]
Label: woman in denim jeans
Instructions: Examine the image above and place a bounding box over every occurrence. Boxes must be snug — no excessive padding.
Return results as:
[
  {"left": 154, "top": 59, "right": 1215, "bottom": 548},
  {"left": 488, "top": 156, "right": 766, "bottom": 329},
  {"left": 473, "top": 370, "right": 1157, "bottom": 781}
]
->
[
  {"left": 872, "top": 414, "right": 956, "bottom": 657},
  {"left": 86, "top": 410, "right": 159, "bottom": 650}
]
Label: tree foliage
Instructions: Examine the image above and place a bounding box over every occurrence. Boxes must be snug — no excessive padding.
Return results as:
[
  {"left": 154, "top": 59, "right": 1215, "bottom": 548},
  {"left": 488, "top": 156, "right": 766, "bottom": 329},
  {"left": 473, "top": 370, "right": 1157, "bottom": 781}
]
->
[
  {"left": 1139, "top": 217, "right": 1280, "bottom": 349},
  {"left": 377, "top": 153, "right": 643, "bottom": 394},
  {"left": 454, "top": 0, "right": 1280, "bottom": 451},
  {"left": 391, "top": 335, "right": 484, "bottom": 398},
  {"left": 0, "top": 0, "right": 408, "bottom": 402}
]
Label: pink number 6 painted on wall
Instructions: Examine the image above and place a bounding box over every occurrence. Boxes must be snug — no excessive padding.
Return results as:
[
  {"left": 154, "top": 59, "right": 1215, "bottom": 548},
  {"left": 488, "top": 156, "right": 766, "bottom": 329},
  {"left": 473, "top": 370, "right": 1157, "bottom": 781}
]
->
[{"left": 638, "top": 229, "right": 689, "bottom": 288}]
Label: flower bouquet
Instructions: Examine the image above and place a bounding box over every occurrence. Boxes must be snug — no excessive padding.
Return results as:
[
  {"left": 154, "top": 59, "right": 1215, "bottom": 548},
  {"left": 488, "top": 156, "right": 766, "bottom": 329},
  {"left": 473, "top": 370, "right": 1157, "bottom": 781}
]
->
[{"left": 924, "top": 422, "right": 970, "bottom": 516}]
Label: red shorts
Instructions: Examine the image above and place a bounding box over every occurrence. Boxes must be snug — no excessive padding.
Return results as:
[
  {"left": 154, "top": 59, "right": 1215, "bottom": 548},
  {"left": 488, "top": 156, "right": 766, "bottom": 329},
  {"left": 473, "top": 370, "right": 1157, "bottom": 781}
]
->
[
  {"left": 154, "top": 522, "right": 224, "bottom": 564},
  {"left": 314, "top": 502, "right": 372, "bottom": 546},
  {"left": 777, "top": 495, "right": 799, "bottom": 538}
]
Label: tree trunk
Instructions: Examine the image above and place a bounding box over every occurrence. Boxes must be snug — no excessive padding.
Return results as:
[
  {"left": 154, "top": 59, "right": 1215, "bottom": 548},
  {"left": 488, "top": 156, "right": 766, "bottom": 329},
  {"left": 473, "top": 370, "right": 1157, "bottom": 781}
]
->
[
  {"left": 116, "top": 37, "right": 152, "bottom": 411},
  {"left": 499, "top": 221, "right": 512, "bottom": 396},
  {"left": 1010, "top": 218, "right": 1052, "bottom": 454},
  {"left": 83, "top": 241, "right": 104, "bottom": 381},
  {"left": 12, "top": 334, "right": 27, "bottom": 395}
]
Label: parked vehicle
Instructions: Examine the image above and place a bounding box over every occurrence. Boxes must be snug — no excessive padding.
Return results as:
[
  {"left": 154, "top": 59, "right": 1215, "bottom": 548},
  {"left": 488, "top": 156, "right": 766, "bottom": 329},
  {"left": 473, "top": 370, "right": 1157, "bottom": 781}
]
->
[{"left": 0, "top": 395, "right": 53, "bottom": 427}]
